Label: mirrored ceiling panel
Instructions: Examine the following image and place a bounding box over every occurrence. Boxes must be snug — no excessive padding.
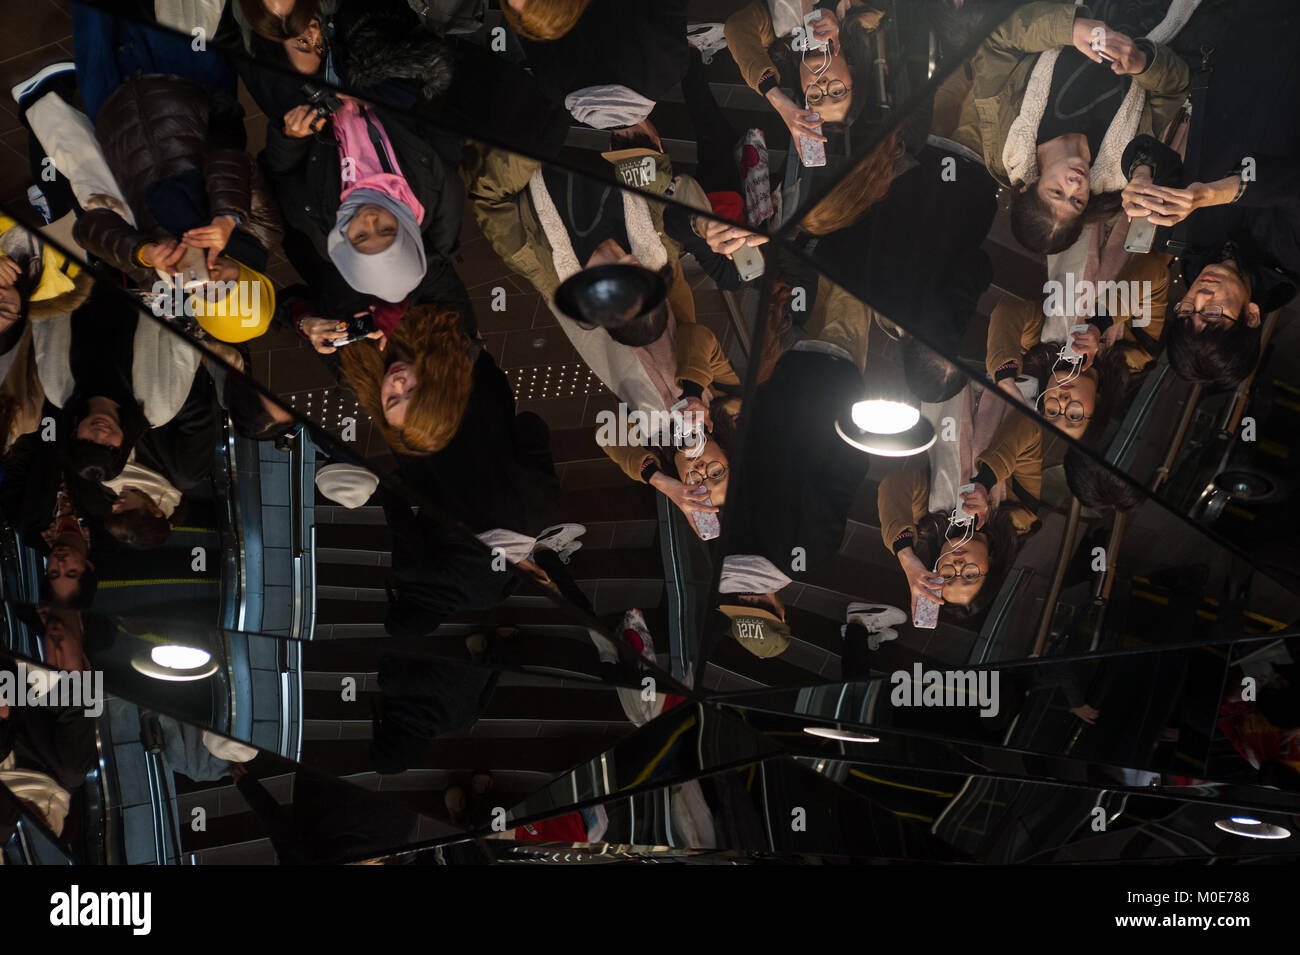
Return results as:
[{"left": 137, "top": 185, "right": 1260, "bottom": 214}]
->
[{"left": 1, "top": 0, "right": 1298, "bottom": 883}]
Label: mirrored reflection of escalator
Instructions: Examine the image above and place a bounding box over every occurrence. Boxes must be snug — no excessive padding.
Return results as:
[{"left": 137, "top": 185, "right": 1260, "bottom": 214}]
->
[{"left": 3, "top": 0, "right": 1300, "bottom": 894}]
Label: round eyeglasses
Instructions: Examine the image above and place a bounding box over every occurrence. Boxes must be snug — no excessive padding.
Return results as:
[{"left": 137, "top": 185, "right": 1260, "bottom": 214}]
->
[
  {"left": 936, "top": 563, "right": 985, "bottom": 583},
  {"left": 806, "top": 80, "right": 850, "bottom": 105},
  {"left": 1042, "top": 397, "right": 1091, "bottom": 423},
  {"left": 1174, "top": 301, "right": 1237, "bottom": 322},
  {"left": 686, "top": 462, "right": 729, "bottom": 487}
]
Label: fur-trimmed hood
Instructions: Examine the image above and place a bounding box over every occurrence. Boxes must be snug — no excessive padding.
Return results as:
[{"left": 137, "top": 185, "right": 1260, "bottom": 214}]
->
[
  {"left": 339, "top": 12, "right": 456, "bottom": 101},
  {"left": 28, "top": 269, "right": 94, "bottom": 321},
  {"left": 0, "top": 215, "right": 95, "bottom": 321}
]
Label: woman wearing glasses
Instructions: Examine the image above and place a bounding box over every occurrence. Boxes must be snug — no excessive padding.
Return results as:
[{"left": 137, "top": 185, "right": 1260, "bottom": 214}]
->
[
  {"left": 878, "top": 410, "right": 1043, "bottom": 621},
  {"left": 602, "top": 322, "right": 743, "bottom": 538},
  {"left": 982, "top": 258, "right": 1158, "bottom": 443},
  {"left": 725, "top": 0, "right": 884, "bottom": 152}
]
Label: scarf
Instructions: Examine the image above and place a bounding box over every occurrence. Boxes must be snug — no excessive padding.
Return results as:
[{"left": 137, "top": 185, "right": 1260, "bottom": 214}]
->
[
  {"left": 529, "top": 167, "right": 677, "bottom": 416},
  {"left": 923, "top": 382, "right": 1010, "bottom": 517}
]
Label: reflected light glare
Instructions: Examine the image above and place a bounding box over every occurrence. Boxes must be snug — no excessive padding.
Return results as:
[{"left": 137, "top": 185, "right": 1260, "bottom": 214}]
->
[
  {"left": 151, "top": 645, "right": 212, "bottom": 670},
  {"left": 803, "top": 726, "right": 880, "bottom": 744},
  {"left": 850, "top": 400, "right": 920, "bottom": 435},
  {"left": 1214, "top": 817, "right": 1290, "bottom": 839}
]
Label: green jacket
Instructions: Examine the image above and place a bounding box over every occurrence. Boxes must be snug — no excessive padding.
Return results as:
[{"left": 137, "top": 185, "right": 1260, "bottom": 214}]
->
[
  {"left": 463, "top": 144, "right": 683, "bottom": 303},
  {"left": 952, "top": 1, "right": 1189, "bottom": 186}
]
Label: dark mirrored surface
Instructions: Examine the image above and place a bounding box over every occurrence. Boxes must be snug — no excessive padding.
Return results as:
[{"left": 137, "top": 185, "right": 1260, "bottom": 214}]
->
[{"left": 1, "top": 0, "right": 1298, "bottom": 872}]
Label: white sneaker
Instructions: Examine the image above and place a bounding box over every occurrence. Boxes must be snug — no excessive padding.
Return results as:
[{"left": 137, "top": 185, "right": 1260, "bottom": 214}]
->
[
  {"left": 533, "top": 523, "right": 586, "bottom": 564},
  {"left": 686, "top": 23, "right": 728, "bottom": 64},
  {"left": 845, "top": 602, "right": 907, "bottom": 650},
  {"left": 846, "top": 602, "right": 907, "bottom": 629},
  {"left": 11, "top": 62, "right": 75, "bottom": 106},
  {"left": 27, "top": 185, "right": 52, "bottom": 224}
]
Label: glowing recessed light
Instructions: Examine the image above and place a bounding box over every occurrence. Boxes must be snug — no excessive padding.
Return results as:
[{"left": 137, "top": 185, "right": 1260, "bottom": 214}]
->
[
  {"left": 152, "top": 645, "right": 212, "bottom": 670},
  {"left": 1214, "top": 817, "right": 1291, "bottom": 839},
  {"left": 851, "top": 399, "right": 920, "bottom": 435},
  {"left": 803, "top": 726, "right": 879, "bottom": 744}
]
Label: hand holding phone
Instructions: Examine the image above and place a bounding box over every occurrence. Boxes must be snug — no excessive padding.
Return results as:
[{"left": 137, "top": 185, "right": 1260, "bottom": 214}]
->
[{"left": 913, "top": 594, "right": 940, "bottom": 629}]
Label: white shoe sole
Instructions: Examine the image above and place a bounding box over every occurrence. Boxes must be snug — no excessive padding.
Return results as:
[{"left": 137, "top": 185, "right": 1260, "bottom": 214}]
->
[{"left": 11, "top": 62, "right": 75, "bottom": 105}]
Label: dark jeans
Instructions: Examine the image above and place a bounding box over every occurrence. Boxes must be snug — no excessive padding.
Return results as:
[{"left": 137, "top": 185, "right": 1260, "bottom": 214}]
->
[
  {"left": 681, "top": 51, "right": 741, "bottom": 195},
  {"left": 840, "top": 622, "right": 874, "bottom": 681},
  {"left": 71, "top": 1, "right": 236, "bottom": 122}
]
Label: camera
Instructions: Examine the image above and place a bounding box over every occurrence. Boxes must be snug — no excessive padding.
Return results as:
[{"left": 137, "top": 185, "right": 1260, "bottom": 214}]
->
[{"left": 301, "top": 82, "right": 343, "bottom": 123}]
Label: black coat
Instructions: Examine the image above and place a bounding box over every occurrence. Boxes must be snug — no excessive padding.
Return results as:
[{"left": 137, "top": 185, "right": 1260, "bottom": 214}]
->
[
  {"left": 394, "top": 350, "right": 560, "bottom": 537},
  {"left": 0, "top": 417, "right": 114, "bottom": 551},
  {"left": 519, "top": 0, "right": 690, "bottom": 108},
  {"left": 260, "top": 103, "right": 466, "bottom": 315},
  {"left": 807, "top": 144, "right": 998, "bottom": 355},
  {"left": 382, "top": 491, "right": 518, "bottom": 640}
]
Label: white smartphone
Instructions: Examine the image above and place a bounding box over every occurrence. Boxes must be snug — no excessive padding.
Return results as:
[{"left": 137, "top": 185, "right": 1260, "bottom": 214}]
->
[
  {"left": 802, "top": 9, "right": 829, "bottom": 51},
  {"left": 732, "top": 243, "right": 765, "bottom": 281},
  {"left": 953, "top": 483, "right": 977, "bottom": 525},
  {"left": 1060, "top": 324, "right": 1092, "bottom": 361},
  {"left": 1124, "top": 215, "right": 1157, "bottom": 253},
  {"left": 176, "top": 243, "right": 210, "bottom": 287}
]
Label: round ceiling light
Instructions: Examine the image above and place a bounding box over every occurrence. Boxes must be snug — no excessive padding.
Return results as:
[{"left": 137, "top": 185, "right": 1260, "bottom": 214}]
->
[
  {"left": 803, "top": 726, "right": 880, "bottom": 744},
  {"left": 1213, "top": 816, "right": 1291, "bottom": 839}
]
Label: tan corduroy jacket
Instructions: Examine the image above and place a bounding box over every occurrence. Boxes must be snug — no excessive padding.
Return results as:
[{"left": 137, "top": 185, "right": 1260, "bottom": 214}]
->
[
  {"left": 986, "top": 250, "right": 1172, "bottom": 378},
  {"left": 724, "top": 0, "right": 884, "bottom": 93},
  {"left": 877, "top": 411, "right": 1043, "bottom": 551},
  {"left": 601, "top": 322, "right": 742, "bottom": 481}
]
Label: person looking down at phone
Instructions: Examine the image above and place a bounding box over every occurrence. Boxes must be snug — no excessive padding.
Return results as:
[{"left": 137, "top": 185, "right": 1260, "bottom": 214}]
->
[
  {"left": 878, "top": 410, "right": 1042, "bottom": 620},
  {"left": 40, "top": 68, "right": 282, "bottom": 342},
  {"left": 1113, "top": 0, "right": 1300, "bottom": 389},
  {"left": 606, "top": 370, "right": 740, "bottom": 540},
  {"left": 983, "top": 258, "right": 1157, "bottom": 440},
  {"left": 943, "top": 1, "right": 1189, "bottom": 254},
  {"left": 726, "top": 0, "right": 884, "bottom": 150}
]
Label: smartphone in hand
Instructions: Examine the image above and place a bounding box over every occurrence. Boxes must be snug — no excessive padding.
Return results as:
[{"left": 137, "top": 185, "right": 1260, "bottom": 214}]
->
[
  {"left": 690, "top": 499, "right": 720, "bottom": 541},
  {"left": 913, "top": 594, "right": 940, "bottom": 629}
]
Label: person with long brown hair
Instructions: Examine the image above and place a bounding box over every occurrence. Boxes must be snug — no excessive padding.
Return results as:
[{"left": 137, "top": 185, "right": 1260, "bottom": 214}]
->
[
  {"left": 798, "top": 128, "right": 901, "bottom": 235},
  {"left": 338, "top": 304, "right": 475, "bottom": 455}
]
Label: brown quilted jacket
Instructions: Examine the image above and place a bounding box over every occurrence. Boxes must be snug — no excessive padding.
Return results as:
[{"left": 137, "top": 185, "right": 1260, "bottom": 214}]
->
[{"left": 72, "top": 74, "right": 282, "bottom": 284}]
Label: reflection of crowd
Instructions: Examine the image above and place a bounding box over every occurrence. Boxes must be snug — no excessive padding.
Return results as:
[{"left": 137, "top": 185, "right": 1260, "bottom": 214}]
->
[{"left": 0, "top": 3, "right": 1294, "bottom": 847}]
